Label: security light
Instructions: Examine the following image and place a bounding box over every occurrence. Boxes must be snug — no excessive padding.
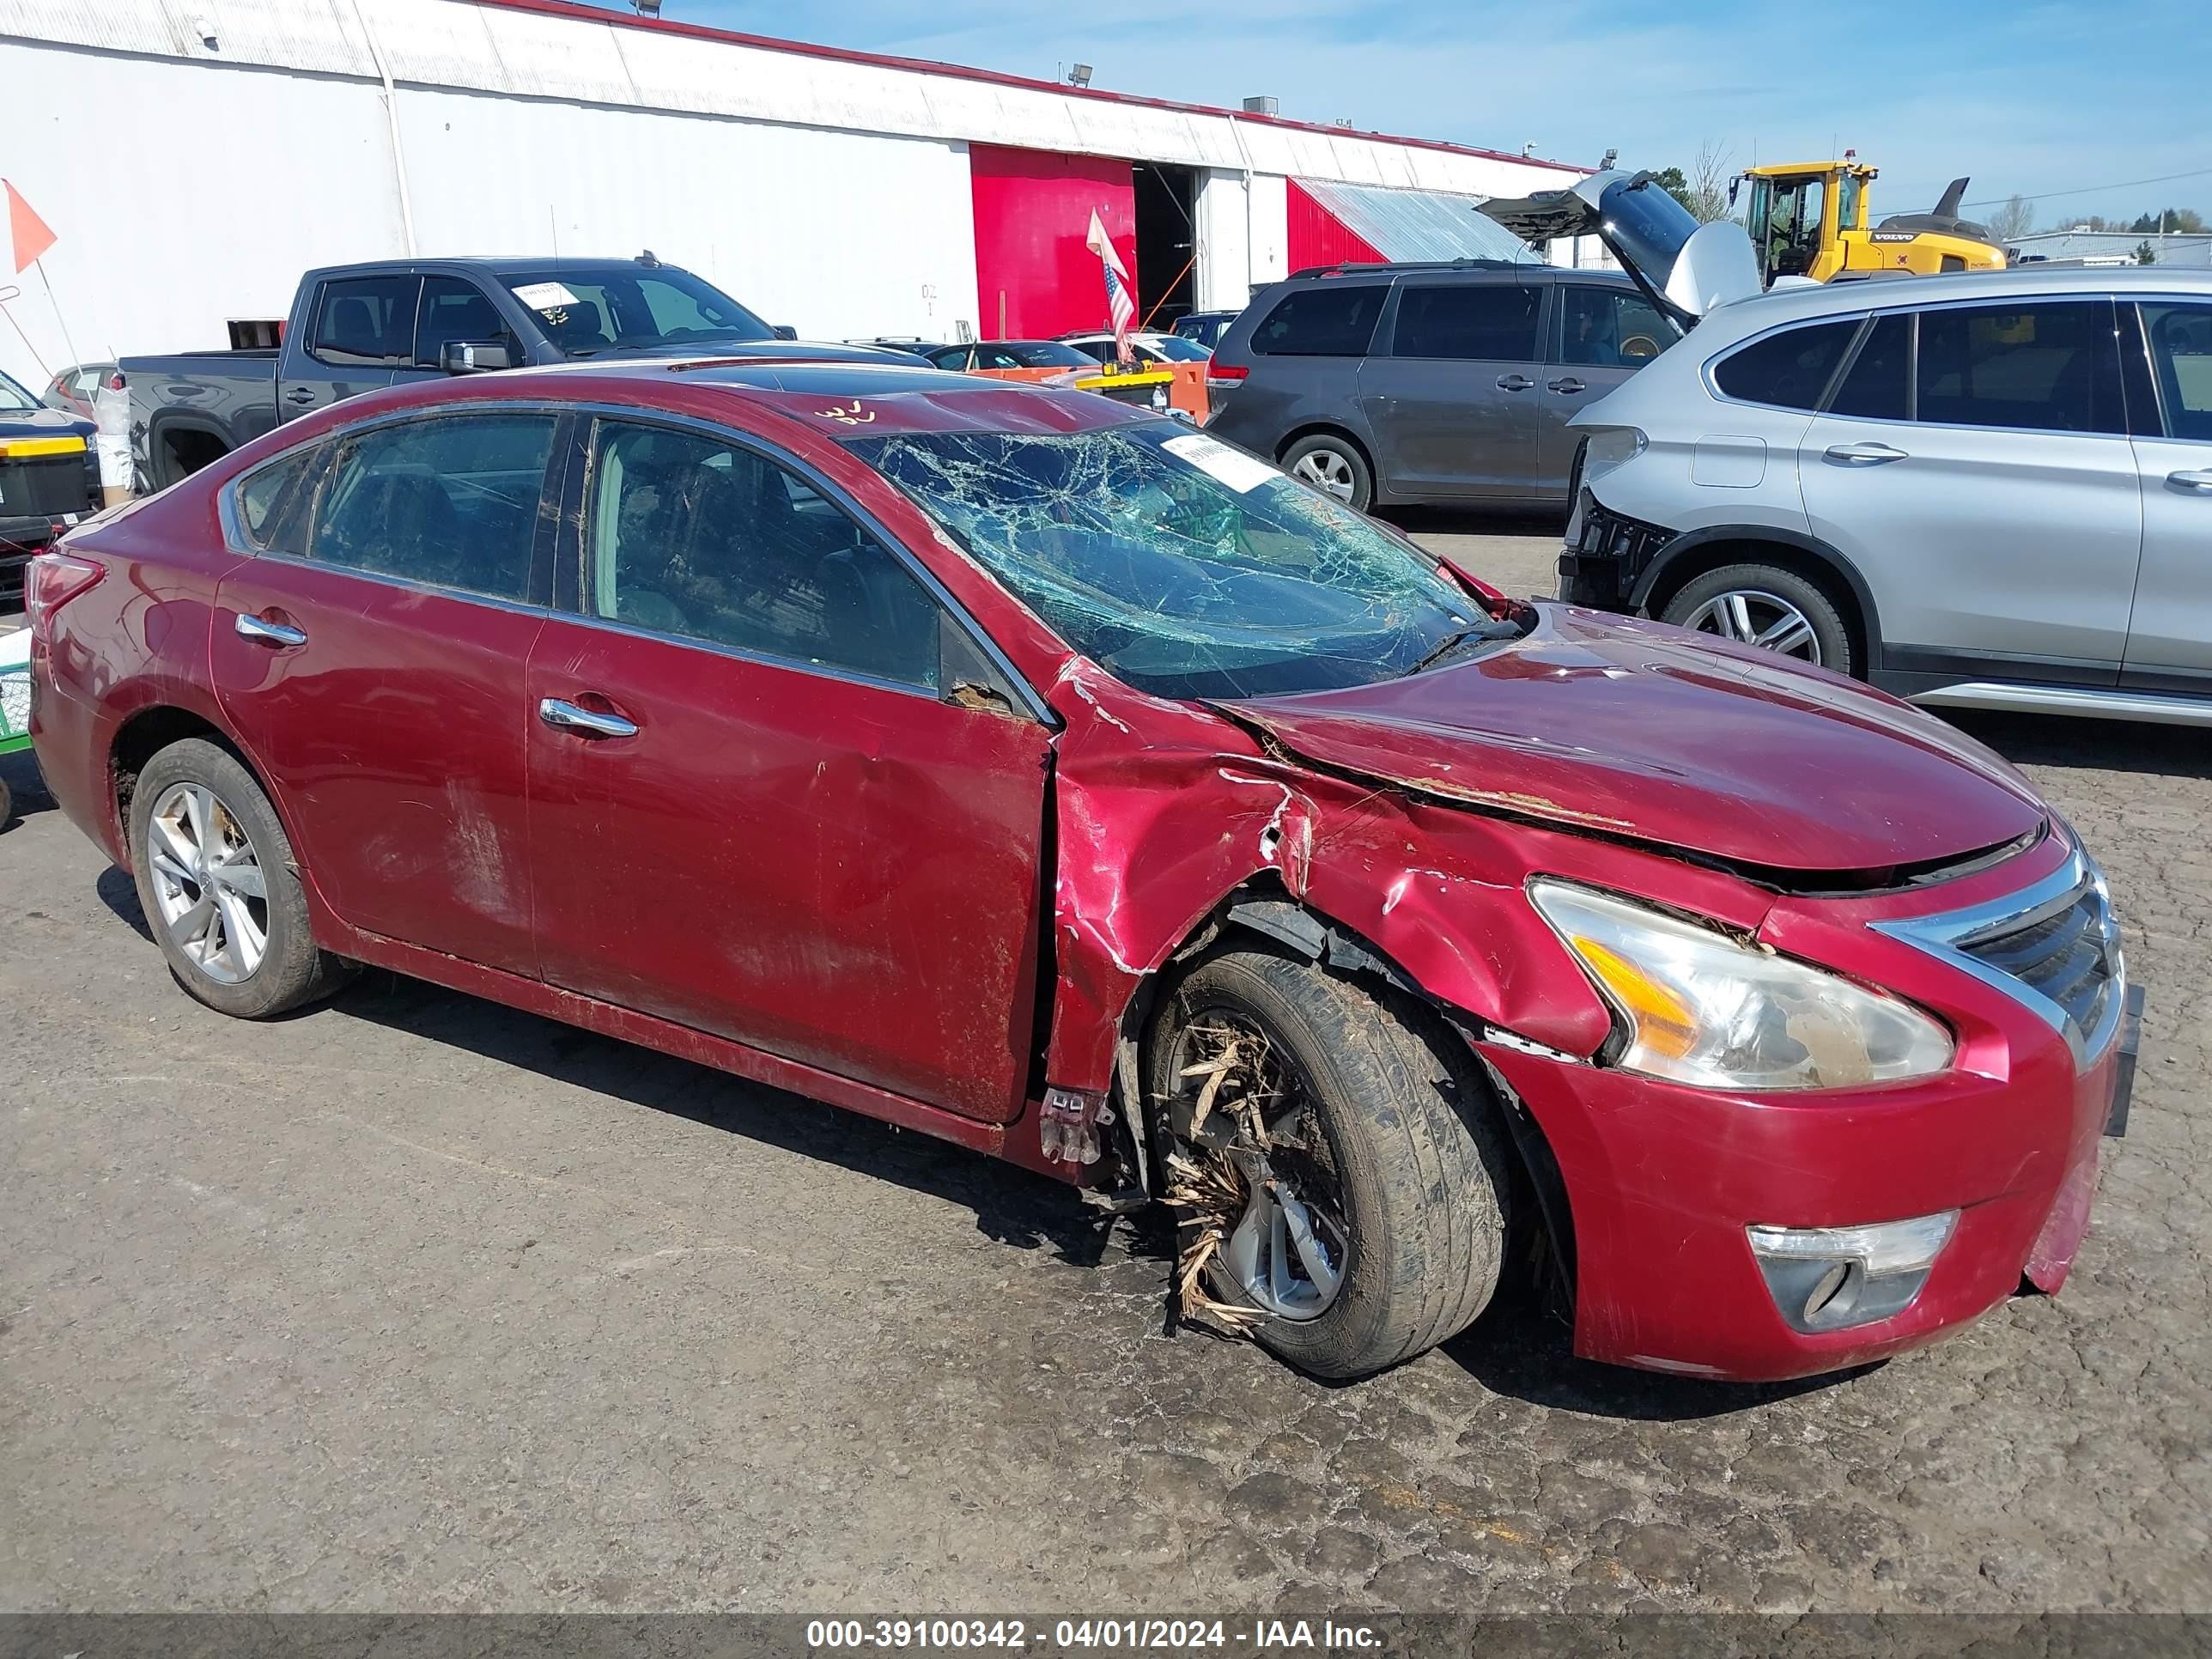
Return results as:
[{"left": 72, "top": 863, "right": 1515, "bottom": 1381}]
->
[{"left": 1067, "top": 64, "right": 1093, "bottom": 87}]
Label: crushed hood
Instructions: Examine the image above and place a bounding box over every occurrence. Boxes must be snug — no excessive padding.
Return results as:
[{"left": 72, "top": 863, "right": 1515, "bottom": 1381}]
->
[{"left": 1221, "top": 606, "right": 2047, "bottom": 876}]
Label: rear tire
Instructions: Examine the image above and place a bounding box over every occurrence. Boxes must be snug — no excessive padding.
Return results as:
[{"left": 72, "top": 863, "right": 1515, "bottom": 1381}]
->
[
  {"left": 127, "top": 738, "right": 350, "bottom": 1019},
  {"left": 1281, "top": 433, "right": 1375, "bottom": 514},
  {"left": 1659, "top": 562, "right": 1856, "bottom": 677},
  {"left": 1148, "top": 949, "right": 1514, "bottom": 1379}
]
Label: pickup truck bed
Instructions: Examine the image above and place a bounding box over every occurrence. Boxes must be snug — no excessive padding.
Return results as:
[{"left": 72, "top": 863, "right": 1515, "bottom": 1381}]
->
[{"left": 117, "top": 350, "right": 281, "bottom": 489}]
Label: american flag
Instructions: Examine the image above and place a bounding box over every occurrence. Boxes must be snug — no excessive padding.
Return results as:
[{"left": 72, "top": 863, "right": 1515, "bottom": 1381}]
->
[{"left": 1085, "top": 209, "right": 1136, "bottom": 364}]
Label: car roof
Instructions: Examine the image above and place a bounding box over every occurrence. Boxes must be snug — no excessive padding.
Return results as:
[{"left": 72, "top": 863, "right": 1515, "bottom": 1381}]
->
[{"left": 1700, "top": 264, "right": 2212, "bottom": 337}]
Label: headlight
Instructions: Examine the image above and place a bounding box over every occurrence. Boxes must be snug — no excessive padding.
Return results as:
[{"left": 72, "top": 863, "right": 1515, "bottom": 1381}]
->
[{"left": 1528, "top": 880, "right": 1954, "bottom": 1091}]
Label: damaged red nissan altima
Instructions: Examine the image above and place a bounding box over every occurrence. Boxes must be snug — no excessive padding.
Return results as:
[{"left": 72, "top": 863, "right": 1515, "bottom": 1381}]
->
[{"left": 27, "top": 360, "right": 2139, "bottom": 1382}]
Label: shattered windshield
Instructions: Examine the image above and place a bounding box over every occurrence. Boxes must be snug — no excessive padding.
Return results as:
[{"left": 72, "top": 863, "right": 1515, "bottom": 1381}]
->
[{"left": 848, "top": 422, "right": 1483, "bottom": 699}]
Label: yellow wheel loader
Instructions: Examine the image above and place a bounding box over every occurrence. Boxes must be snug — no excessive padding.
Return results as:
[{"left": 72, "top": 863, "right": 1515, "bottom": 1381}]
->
[{"left": 1734, "top": 156, "right": 2008, "bottom": 286}]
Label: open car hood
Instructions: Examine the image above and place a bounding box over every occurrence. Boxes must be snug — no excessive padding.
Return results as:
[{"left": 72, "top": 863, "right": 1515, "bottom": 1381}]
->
[
  {"left": 1478, "top": 169, "right": 1763, "bottom": 323},
  {"left": 1221, "top": 606, "right": 2048, "bottom": 878}
]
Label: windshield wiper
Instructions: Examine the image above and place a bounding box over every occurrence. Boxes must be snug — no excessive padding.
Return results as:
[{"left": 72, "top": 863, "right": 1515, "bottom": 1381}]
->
[{"left": 1407, "top": 617, "right": 1523, "bottom": 676}]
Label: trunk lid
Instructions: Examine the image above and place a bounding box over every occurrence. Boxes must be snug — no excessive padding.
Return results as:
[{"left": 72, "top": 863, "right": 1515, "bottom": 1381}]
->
[
  {"left": 1223, "top": 606, "right": 2047, "bottom": 876},
  {"left": 1478, "top": 169, "right": 1763, "bottom": 323}
]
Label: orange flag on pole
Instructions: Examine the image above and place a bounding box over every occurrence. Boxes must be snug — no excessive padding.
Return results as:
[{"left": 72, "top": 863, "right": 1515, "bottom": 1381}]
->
[{"left": 5, "top": 180, "right": 58, "bottom": 273}]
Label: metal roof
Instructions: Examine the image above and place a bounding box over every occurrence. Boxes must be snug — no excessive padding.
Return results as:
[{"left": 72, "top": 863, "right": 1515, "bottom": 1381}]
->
[{"left": 1292, "top": 179, "right": 1540, "bottom": 264}]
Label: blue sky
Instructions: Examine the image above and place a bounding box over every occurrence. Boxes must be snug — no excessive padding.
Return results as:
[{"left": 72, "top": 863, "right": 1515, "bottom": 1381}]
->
[{"left": 642, "top": 0, "right": 2203, "bottom": 229}]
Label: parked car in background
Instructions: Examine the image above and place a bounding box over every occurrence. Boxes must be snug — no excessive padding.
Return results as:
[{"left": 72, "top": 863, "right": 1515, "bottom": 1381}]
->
[
  {"left": 1174, "top": 310, "right": 1241, "bottom": 350},
  {"left": 1514, "top": 171, "right": 2212, "bottom": 723},
  {"left": 30, "top": 356, "right": 2134, "bottom": 1384},
  {"left": 41, "top": 362, "right": 120, "bottom": 421},
  {"left": 1, "top": 369, "right": 100, "bottom": 612},
  {"left": 120, "top": 254, "right": 913, "bottom": 489},
  {"left": 1205, "top": 262, "right": 1676, "bottom": 512},
  {"left": 1058, "top": 331, "right": 1213, "bottom": 421},
  {"left": 924, "top": 341, "right": 1096, "bottom": 373},
  {"left": 924, "top": 340, "right": 1180, "bottom": 415}
]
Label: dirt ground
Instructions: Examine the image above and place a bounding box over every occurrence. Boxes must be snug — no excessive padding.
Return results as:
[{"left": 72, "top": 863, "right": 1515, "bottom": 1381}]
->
[{"left": 3, "top": 521, "right": 2206, "bottom": 1613}]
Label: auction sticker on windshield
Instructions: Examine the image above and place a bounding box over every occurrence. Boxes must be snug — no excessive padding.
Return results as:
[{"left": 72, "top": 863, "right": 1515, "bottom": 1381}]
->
[
  {"left": 512, "top": 281, "right": 580, "bottom": 312},
  {"left": 1164, "top": 432, "right": 1278, "bottom": 495}
]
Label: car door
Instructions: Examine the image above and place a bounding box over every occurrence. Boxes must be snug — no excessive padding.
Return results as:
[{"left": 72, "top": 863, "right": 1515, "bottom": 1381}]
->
[
  {"left": 1798, "top": 298, "right": 2142, "bottom": 678},
  {"left": 524, "top": 414, "right": 1051, "bottom": 1125},
  {"left": 2122, "top": 298, "right": 2212, "bottom": 686},
  {"left": 1539, "top": 283, "right": 1674, "bottom": 495},
  {"left": 281, "top": 275, "right": 416, "bottom": 417},
  {"left": 1363, "top": 277, "right": 1546, "bottom": 500},
  {"left": 210, "top": 407, "right": 562, "bottom": 974}
]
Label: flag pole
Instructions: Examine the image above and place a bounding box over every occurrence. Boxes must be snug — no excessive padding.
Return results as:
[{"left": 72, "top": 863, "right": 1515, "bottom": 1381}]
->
[
  {"left": 33, "top": 256, "right": 82, "bottom": 371},
  {"left": 0, "top": 287, "right": 55, "bottom": 380}
]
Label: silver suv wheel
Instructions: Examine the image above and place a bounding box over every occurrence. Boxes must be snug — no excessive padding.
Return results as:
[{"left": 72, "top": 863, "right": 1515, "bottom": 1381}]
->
[{"left": 1678, "top": 588, "right": 1825, "bottom": 664}]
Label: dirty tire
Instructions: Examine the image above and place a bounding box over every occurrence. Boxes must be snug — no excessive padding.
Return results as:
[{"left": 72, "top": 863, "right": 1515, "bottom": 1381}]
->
[
  {"left": 127, "top": 738, "right": 350, "bottom": 1020},
  {"left": 1280, "top": 433, "right": 1375, "bottom": 514},
  {"left": 1150, "top": 950, "right": 1514, "bottom": 1379},
  {"left": 1659, "top": 562, "right": 1856, "bottom": 678}
]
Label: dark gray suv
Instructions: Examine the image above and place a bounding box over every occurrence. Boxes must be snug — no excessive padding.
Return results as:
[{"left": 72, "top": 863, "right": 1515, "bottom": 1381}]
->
[{"left": 1205, "top": 261, "right": 1675, "bottom": 512}]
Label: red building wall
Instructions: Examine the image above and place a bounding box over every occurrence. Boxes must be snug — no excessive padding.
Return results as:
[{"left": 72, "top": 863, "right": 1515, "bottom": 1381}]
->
[
  {"left": 970, "top": 144, "right": 1136, "bottom": 339},
  {"left": 1286, "top": 177, "right": 1387, "bottom": 270}
]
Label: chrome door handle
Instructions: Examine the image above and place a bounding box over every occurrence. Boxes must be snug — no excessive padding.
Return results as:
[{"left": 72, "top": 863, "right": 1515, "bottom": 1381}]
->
[
  {"left": 2167, "top": 469, "right": 2212, "bottom": 492},
  {"left": 234, "top": 613, "right": 307, "bottom": 647},
  {"left": 1496, "top": 374, "right": 1536, "bottom": 392},
  {"left": 538, "top": 697, "right": 638, "bottom": 739},
  {"left": 1825, "top": 441, "right": 1909, "bottom": 465},
  {"left": 1547, "top": 377, "right": 1587, "bottom": 394}
]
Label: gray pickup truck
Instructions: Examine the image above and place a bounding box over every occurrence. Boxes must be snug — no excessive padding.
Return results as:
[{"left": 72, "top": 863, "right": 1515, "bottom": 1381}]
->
[{"left": 123, "top": 254, "right": 914, "bottom": 487}]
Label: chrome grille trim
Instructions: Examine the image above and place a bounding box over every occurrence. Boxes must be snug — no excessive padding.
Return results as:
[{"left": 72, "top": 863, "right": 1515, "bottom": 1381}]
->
[{"left": 1870, "top": 847, "right": 2125, "bottom": 1072}]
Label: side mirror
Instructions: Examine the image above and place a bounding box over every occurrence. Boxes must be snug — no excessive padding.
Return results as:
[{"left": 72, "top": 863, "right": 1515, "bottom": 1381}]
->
[
  {"left": 772, "top": 325, "right": 799, "bottom": 341},
  {"left": 441, "top": 339, "right": 514, "bottom": 374}
]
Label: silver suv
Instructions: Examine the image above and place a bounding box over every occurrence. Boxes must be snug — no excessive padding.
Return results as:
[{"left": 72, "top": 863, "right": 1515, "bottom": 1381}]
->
[{"left": 1500, "top": 172, "right": 2212, "bottom": 726}]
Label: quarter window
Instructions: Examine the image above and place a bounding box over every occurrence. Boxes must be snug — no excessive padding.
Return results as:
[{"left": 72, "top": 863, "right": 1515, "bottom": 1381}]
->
[
  {"left": 1916, "top": 301, "right": 2124, "bottom": 434},
  {"left": 1712, "top": 320, "right": 1859, "bottom": 410},
  {"left": 1556, "top": 286, "right": 1676, "bottom": 368},
  {"left": 2140, "top": 302, "right": 2212, "bottom": 441},
  {"left": 585, "top": 422, "right": 941, "bottom": 690},
  {"left": 1390, "top": 283, "right": 1542, "bottom": 361},
  {"left": 234, "top": 447, "right": 322, "bottom": 551},
  {"left": 310, "top": 276, "right": 419, "bottom": 368},
  {"left": 1827, "top": 313, "right": 1912, "bottom": 420},
  {"left": 308, "top": 414, "right": 556, "bottom": 599},
  {"left": 1250, "top": 285, "right": 1388, "bottom": 357}
]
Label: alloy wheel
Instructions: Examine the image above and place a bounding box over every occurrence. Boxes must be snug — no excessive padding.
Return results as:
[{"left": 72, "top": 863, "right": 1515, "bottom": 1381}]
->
[
  {"left": 1680, "top": 587, "right": 1825, "bottom": 665},
  {"left": 145, "top": 781, "right": 270, "bottom": 984},
  {"left": 1291, "top": 448, "right": 1357, "bottom": 503}
]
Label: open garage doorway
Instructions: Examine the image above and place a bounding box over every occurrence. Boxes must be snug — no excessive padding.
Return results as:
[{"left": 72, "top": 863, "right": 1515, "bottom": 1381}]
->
[{"left": 1133, "top": 162, "right": 1198, "bottom": 331}]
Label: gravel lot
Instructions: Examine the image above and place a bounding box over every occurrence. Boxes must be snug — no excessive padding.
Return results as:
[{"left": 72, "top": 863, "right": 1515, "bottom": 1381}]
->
[{"left": 3, "top": 520, "right": 2207, "bottom": 1614}]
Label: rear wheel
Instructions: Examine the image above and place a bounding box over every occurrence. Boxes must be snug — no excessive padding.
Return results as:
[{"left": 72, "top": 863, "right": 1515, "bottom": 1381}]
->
[
  {"left": 1281, "top": 434, "right": 1374, "bottom": 513},
  {"left": 127, "top": 738, "right": 350, "bottom": 1018},
  {"left": 1149, "top": 949, "right": 1513, "bottom": 1379},
  {"left": 1660, "top": 562, "right": 1855, "bottom": 676}
]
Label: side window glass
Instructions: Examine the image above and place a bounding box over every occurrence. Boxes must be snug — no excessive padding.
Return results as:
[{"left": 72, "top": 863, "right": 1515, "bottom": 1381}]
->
[
  {"left": 416, "top": 276, "right": 513, "bottom": 368},
  {"left": 310, "top": 276, "right": 419, "bottom": 368},
  {"left": 1827, "top": 313, "right": 1913, "bottom": 420},
  {"left": 2141, "top": 302, "right": 2212, "bottom": 441},
  {"left": 234, "top": 447, "right": 322, "bottom": 551},
  {"left": 586, "top": 422, "right": 942, "bottom": 690},
  {"left": 1391, "top": 283, "right": 1541, "bottom": 361},
  {"left": 1250, "top": 285, "right": 1387, "bottom": 357},
  {"left": 1712, "top": 320, "right": 1860, "bottom": 410},
  {"left": 308, "top": 415, "right": 555, "bottom": 599},
  {"left": 1916, "top": 301, "right": 2124, "bottom": 434},
  {"left": 1557, "top": 287, "right": 1674, "bottom": 368}
]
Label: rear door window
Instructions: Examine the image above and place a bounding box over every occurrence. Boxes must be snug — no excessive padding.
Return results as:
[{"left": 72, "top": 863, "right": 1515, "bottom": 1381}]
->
[
  {"left": 1554, "top": 286, "right": 1676, "bottom": 368},
  {"left": 1916, "top": 301, "right": 2124, "bottom": 434},
  {"left": 308, "top": 414, "right": 556, "bottom": 599},
  {"left": 2136, "top": 301, "right": 2212, "bottom": 440},
  {"left": 1827, "top": 313, "right": 1913, "bottom": 420},
  {"left": 309, "top": 276, "right": 420, "bottom": 368},
  {"left": 1711, "top": 319, "right": 1860, "bottom": 410},
  {"left": 1250, "top": 285, "right": 1388, "bottom": 357},
  {"left": 1390, "top": 283, "right": 1543, "bottom": 361}
]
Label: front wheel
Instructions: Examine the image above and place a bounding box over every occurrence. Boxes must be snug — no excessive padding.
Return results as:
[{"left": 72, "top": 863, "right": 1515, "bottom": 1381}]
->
[
  {"left": 1149, "top": 950, "right": 1514, "bottom": 1379},
  {"left": 1659, "top": 562, "right": 1856, "bottom": 676}
]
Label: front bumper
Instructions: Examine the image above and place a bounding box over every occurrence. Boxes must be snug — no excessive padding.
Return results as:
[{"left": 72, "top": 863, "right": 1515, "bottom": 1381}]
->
[
  {"left": 1556, "top": 496, "right": 1674, "bottom": 610},
  {"left": 1475, "top": 833, "right": 2130, "bottom": 1382}
]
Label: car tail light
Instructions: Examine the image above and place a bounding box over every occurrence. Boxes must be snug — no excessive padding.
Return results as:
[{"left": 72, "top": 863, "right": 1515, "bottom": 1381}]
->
[
  {"left": 27, "top": 550, "right": 104, "bottom": 643},
  {"left": 1206, "top": 362, "right": 1249, "bottom": 389}
]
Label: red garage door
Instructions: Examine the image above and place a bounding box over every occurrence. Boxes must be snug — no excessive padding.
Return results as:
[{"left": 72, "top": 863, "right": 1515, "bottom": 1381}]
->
[{"left": 970, "top": 144, "right": 1136, "bottom": 340}]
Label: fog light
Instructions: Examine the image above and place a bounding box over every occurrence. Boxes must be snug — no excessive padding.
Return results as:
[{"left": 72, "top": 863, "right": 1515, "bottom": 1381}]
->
[{"left": 1746, "top": 1212, "right": 1957, "bottom": 1333}]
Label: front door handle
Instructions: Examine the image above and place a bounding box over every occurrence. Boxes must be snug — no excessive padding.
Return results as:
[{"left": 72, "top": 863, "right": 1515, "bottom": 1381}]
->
[
  {"left": 1825, "top": 441, "right": 1909, "bottom": 465},
  {"left": 283, "top": 387, "right": 318, "bottom": 405},
  {"left": 1547, "top": 377, "right": 1587, "bottom": 394},
  {"left": 538, "top": 697, "right": 639, "bottom": 739},
  {"left": 2167, "top": 469, "right": 2212, "bottom": 492},
  {"left": 1496, "top": 374, "right": 1536, "bottom": 392},
  {"left": 234, "top": 612, "right": 307, "bottom": 647}
]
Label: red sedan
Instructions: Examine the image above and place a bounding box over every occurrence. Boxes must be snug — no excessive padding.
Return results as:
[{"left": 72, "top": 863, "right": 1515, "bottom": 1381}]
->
[{"left": 25, "top": 358, "right": 2136, "bottom": 1381}]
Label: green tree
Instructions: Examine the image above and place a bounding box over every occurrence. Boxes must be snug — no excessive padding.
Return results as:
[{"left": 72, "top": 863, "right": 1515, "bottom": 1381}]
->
[
  {"left": 1654, "top": 167, "right": 1694, "bottom": 214},
  {"left": 2137, "top": 241, "right": 2158, "bottom": 265}
]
